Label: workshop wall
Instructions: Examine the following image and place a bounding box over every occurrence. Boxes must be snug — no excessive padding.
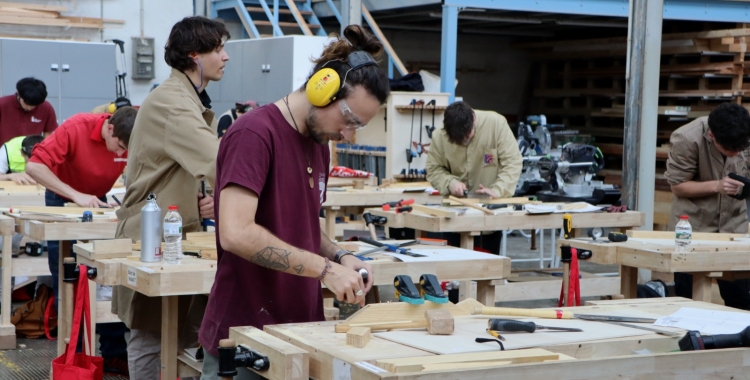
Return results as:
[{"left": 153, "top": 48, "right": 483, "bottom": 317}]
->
[
  {"left": 0, "top": 0, "right": 194, "bottom": 107},
  {"left": 220, "top": 21, "right": 532, "bottom": 119}
]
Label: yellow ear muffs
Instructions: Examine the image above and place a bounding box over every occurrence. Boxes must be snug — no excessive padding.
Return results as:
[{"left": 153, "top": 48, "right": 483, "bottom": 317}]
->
[
  {"left": 106, "top": 102, "right": 117, "bottom": 114},
  {"left": 306, "top": 67, "right": 342, "bottom": 107}
]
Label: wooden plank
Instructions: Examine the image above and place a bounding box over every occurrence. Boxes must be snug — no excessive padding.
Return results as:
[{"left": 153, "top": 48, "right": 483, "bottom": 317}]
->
[
  {"left": 361, "top": 4, "right": 407, "bottom": 75},
  {"left": 0, "top": 1, "right": 67, "bottom": 12},
  {"left": 283, "top": 0, "right": 313, "bottom": 36},
  {"left": 27, "top": 220, "right": 116, "bottom": 241},
  {"left": 346, "top": 327, "right": 371, "bottom": 348},
  {"left": 338, "top": 302, "right": 469, "bottom": 327},
  {"left": 0, "top": 215, "right": 14, "bottom": 236},
  {"left": 376, "top": 349, "right": 563, "bottom": 373},
  {"left": 626, "top": 230, "right": 743, "bottom": 241},
  {"left": 410, "top": 203, "right": 457, "bottom": 218},
  {"left": 230, "top": 326, "right": 309, "bottom": 380},
  {"left": 494, "top": 275, "right": 620, "bottom": 302},
  {"left": 448, "top": 196, "right": 495, "bottom": 215}
]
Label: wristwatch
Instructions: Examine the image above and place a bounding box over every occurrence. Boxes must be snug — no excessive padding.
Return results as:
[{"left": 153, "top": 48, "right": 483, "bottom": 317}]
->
[{"left": 333, "top": 249, "right": 354, "bottom": 264}]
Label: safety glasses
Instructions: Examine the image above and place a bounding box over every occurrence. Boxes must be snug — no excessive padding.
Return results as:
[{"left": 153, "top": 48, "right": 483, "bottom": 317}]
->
[{"left": 339, "top": 99, "right": 367, "bottom": 130}]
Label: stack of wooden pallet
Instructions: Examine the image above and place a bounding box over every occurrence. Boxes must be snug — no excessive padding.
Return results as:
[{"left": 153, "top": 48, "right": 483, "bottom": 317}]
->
[
  {"left": 0, "top": 1, "right": 124, "bottom": 29},
  {"left": 519, "top": 27, "right": 750, "bottom": 154}
]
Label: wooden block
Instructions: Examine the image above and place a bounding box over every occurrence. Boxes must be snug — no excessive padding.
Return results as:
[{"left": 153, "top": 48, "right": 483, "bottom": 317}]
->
[
  {"left": 353, "top": 179, "right": 365, "bottom": 189},
  {"left": 230, "top": 326, "right": 309, "bottom": 380},
  {"left": 346, "top": 326, "right": 371, "bottom": 348},
  {"left": 410, "top": 204, "right": 458, "bottom": 218},
  {"left": 93, "top": 239, "right": 131, "bottom": 254},
  {"left": 323, "top": 307, "right": 340, "bottom": 321},
  {"left": 425, "top": 309, "right": 454, "bottom": 335}
]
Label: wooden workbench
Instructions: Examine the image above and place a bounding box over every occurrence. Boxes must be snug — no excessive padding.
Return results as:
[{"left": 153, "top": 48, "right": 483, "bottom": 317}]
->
[
  {"left": 561, "top": 230, "right": 750, "bottom": 302},
  {"left": 76, "top": 238, "right": 510, "bottom": 380},
  {"left": 369, "top": 208, "right": 644, "bottom": 302},
  {"left": 1, "top": 208, "right": 119, "bottom": 353},
  {"left": 227, "top": 297, "right": 750, "bottom": 379},
  {"left": 0, "top": 181, "right": 45, "bottom": 207},
  {"left": 321, "top": 187, "right": 441, "bottom": 238}
]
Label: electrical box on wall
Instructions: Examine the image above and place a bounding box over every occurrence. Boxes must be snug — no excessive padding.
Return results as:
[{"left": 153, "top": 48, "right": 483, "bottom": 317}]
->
[{"left": 132, "top": 37, "right": 155, "bottom": 79}]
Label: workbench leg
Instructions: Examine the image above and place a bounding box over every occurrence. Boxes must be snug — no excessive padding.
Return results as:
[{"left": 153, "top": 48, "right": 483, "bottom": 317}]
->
[
  {"left": 501, "top": 230, "right": 508, "bottom": 256},
  {"left": 161, "top": 295, "right": 178, "bottom": 380},
  {"left": 476, "top": 280, "right": 495, "bottom": 307},
  {"left": 0, "top": 232, "right": 15, "bottom": 349},
  {"left": 57, "top": 240, "right": 72, "bottom": 355},
  {"left": 620, "top": 265, "right": 639, "bottom": 299},
  {"left": 325, "top": 207, "right": 339, "bottom": 239},
  {"left": 458, "top": 233, "right": 474, "bottom": 301},
  {"left": 692, "top": 274, "right": 713, "bottom": 303}
]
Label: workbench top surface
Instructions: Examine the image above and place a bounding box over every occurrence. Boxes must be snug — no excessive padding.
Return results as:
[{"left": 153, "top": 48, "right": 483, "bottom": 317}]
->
[
  {"left": 563, "top": 236, "right": 750, "bottom": 270},
  {"left": 370, "top": 208, "right": 645, "bottom": 232},
  {"left": 250, "top": 298, "right": 750, "bottom": 380}
]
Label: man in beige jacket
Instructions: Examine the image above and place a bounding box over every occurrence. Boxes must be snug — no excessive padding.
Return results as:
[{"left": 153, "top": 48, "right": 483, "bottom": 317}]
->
[
  {"left": 426, "top": 101, "right": 522, "bottom": 252},
  {"left": 112, "top": 16, "right": 229, "bottom": 379},
  {"left": 665, "top": 102, "right": 750, "bottom": 309}
]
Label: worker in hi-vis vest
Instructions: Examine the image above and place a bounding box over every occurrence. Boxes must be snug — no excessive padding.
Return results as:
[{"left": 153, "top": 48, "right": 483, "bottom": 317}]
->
[{"left": 0, "top": 135, "right": 44, "bottom": 185}]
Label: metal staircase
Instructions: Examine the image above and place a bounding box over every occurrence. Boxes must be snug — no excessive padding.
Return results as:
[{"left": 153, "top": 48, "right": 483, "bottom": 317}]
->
[
  {"left": 211, "top": 0, "right": 326, "bottom": 38},
  {"left": 210, "top": 0, "right": 407, "bottom": 78}
]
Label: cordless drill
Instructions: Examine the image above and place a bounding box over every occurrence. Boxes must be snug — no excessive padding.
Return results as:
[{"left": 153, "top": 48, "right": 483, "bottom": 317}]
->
[{"left": 679, "top": 326, "right": 750, "bottom": 351}]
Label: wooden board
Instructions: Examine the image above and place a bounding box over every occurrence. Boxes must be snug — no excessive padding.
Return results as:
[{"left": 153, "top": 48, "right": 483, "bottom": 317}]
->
[
  {"left": 73, "top": 240, "right": 132, "bottom": 260},
  {"left": 374, "top": 316, "right": 651, "bottom": 354},
  {"left": 23, "top": 220, "right": 116, "bottom": 241},
  {"left": 376, "top": 348, "right": 569, "bottom": 373},
  {"left": 322, "top": 188, "right": 439, "bottom": 207}
]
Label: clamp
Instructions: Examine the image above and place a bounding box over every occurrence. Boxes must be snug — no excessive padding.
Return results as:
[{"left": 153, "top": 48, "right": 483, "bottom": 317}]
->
[
  {"left": 382, "top": 199, "right": 414, "bottom": 211},
  {"left": 217, "top": 339, "right": 270, "bottom": 379},
  {"left": 63, "top": 259, "right": 97, "bottom": 283}
]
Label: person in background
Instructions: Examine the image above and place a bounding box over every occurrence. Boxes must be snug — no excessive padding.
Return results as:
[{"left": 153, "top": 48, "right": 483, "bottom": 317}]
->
[
  {"left": 217, "top": 100, "right": 257, "bottom": 137},
  {"left": 0, "top": 77, "right": 57, "bottom": 144},
  {"left": 0, "top": 135, "right": 44, "bottom": 185},
  {"left": 25, "top": 106, "right": 137, "bottom": 376},
  {"left": 425, "top": 101, "right": 522, "bottom": 253},
  {"left": 91, "top": 96, "right": 133, "bottom": 114},
  {"left": 112, "top": 16, "right": 229, "bottom": 380},
  {"left": 666, "top": 102, "right": 750, "bottom": 309}
]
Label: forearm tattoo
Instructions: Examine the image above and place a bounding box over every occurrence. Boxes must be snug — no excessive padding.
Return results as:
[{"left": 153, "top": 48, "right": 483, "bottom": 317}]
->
[{"left": 250, "top": 247, "right": 292, "bottom": 271}]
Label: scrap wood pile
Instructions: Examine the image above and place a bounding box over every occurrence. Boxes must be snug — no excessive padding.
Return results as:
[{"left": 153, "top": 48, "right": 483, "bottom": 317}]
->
[{"left": 0, "top": 1, "right": 124, "bottom": 29}]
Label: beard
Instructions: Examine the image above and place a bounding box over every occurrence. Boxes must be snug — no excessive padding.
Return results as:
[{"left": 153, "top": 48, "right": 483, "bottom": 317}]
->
[{"left": 306, "top": 107, "right": 345, "bottom": 145}]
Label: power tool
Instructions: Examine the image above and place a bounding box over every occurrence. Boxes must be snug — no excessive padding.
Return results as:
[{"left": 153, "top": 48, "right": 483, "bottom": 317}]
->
[{"left": 679, "top": 326, "right": 750, "bottom": 351}]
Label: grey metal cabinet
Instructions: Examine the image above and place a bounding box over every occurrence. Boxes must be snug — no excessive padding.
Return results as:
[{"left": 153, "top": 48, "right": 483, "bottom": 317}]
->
[
  {"left": 210, "top": 36, "right": 330, "bottom": 115},
  {"left": 0, "top": 38, "right": 115, "bottom": 121}
]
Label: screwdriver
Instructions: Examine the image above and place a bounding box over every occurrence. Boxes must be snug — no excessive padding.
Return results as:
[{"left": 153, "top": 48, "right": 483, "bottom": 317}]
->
[{"left": 488, "top": 318, "right": 583, "bottom": 333}]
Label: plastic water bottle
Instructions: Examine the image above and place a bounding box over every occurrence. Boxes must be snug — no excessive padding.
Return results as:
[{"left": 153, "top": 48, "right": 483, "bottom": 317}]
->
[
  {"left": 675, "top": 215, "right": 692, "bottom": 252},
  {"left": 163, "top": 205, "right": 183, "bottom": 264}
]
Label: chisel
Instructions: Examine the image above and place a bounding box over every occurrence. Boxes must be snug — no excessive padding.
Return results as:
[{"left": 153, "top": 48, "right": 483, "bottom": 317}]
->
[
  {"left": 488, "top": 319, "right": 583, "bottom": 333},
  {"left": 471, "top": 306, "right": 656, "bottom": 323}
]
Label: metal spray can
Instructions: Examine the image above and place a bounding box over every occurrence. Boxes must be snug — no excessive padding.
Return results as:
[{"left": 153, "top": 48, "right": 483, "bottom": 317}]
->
[{"left": 140, "top": 192, "right": 162, "bottom": 262}]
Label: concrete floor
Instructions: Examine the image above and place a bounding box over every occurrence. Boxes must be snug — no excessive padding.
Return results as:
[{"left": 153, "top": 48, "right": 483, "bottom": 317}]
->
[{"left": 0, "top": 231, "right": 615, "bottom": 379}]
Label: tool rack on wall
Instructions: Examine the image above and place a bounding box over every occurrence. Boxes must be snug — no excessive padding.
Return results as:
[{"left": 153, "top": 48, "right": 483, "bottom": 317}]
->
[{"left": 335, "top": 91, "right": 450, "bottom": 183}]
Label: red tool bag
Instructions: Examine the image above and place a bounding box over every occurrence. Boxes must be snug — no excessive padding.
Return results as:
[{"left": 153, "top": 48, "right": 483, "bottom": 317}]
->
[{"left": 52, "top": 264, "right": 103, "bottom": 380}]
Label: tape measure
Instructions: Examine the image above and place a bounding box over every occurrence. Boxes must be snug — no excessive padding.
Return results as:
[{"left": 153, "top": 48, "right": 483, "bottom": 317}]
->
[
  {"left": 563, "top": 214, "right": 572, "bottom": 239},
  {"left": 608, "top": 232, "right": 628, "bottom": 242}
]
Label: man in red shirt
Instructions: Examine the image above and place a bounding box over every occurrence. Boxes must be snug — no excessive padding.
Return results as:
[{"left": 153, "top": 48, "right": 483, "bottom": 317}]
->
[
  {"left": 26, "top": 106, "right": 137, "bottom": 298},
  {"left": 0, "top": 77, "right": 58, "bottom": 144},
  {"left": 26, "top": 106, "right": 136, "bottom": 376},
  {"left": 198, "top": 25, "right": 388, "bottom": 379}
]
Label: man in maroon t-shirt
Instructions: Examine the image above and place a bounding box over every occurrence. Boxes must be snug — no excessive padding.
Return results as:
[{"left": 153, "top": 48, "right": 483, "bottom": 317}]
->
[
  {"left": 198, "top": 25, "right": 391, "bottom": 379},
  {"left": 0, "top": 77, "right": 58, "bottom": 144}
]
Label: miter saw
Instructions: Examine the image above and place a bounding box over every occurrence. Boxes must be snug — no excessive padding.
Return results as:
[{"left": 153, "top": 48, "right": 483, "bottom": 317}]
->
[{"left": 515, "top": 115, "right": 621, "bottom": 205}]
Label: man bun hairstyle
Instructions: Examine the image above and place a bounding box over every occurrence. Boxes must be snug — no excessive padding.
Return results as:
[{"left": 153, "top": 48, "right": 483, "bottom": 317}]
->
[
  {"left": 110, "top": 106, "right": 138, "bottom": 148},
  {"left": 708, "top": 102, "right": 750, "bottom": 153},
  {"left": 305, "top": 24, "right": 390, "bottom": 104},
  {"left": 443, "top": 101, "right": 475, "bottom": 145},
  {"left": 164, "top": 16, "right": 230, "bottom": 71},
  {"left": 16, "top": 77, "right": 47, "bottom": 106}
]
